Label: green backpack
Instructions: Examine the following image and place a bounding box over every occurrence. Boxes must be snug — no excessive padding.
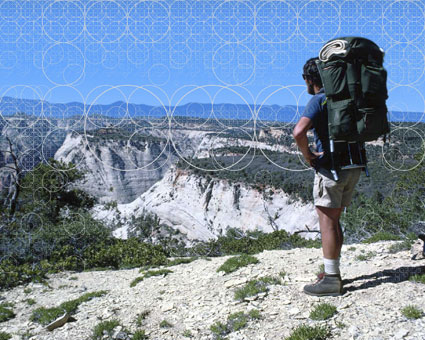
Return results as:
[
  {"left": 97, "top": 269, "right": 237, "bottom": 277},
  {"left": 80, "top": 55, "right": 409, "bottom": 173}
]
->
[{"left": 316, "top": 36, "right": 390, "bottom": 142}]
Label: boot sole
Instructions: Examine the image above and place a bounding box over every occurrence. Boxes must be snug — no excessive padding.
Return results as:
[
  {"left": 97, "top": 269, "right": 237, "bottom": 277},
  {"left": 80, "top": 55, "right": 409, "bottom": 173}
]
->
[{"left": 303, "top": 289, "right": 343, "bottom": 297}]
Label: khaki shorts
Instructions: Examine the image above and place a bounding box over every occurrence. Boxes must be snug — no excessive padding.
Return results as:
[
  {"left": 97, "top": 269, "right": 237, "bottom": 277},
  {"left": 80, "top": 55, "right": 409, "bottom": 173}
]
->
[{"left": 313, "top": 168, "right": 361, "bottom": 208}]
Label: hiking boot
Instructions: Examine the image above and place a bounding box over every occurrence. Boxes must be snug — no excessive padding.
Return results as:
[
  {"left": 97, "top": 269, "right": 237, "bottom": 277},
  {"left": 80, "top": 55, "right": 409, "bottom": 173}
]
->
[{"left": 303, "top": 273, "right": 343, "bottom": 297}]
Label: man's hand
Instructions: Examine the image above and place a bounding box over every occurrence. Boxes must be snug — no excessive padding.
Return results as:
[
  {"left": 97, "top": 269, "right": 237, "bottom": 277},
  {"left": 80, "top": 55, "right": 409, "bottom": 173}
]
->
[
  {"left": 305, "top": 149, "right": 324, "bottom": 167},
  {"left": 293, "top": 117, "right": 323, "bottom": 168}
]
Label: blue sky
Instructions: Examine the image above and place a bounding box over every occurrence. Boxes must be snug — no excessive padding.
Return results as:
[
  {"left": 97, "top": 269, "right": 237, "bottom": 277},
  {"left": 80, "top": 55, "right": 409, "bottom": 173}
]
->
[{"left": 0, "top": 0, "right": 425, "bottom": 120}]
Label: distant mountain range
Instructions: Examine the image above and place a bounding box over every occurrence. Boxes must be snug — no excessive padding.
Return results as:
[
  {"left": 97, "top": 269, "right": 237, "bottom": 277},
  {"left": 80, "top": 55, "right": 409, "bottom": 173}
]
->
[{"left": 0, "top": 96, "right": 423, "bottom": 122}]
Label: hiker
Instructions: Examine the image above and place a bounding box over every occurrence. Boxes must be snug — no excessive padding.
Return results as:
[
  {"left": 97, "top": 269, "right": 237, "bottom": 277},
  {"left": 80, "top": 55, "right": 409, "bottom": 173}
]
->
[{"left": 292, "top": 57, "right": 362, "bottom": 296}]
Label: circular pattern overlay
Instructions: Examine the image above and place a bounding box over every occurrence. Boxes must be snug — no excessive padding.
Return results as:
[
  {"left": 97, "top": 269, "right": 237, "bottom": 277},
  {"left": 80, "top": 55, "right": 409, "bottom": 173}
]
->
[{"left": 42, "top": 43, "right": 85, "bottom": 85}]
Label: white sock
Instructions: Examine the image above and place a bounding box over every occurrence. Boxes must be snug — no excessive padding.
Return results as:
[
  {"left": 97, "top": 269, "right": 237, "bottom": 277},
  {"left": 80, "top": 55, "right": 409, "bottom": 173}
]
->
[{"left": 323, "top": 257, "right": 340, "bottom": 275}]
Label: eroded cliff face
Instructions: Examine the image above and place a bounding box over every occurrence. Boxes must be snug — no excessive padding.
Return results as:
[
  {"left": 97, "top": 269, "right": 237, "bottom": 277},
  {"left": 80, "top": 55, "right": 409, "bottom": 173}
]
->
[
  {"left": 54, "top": 131, "right": 180, "bottom": 204},
  {"left": 93, "top": 164, "right": 319, "bottom": 242}
]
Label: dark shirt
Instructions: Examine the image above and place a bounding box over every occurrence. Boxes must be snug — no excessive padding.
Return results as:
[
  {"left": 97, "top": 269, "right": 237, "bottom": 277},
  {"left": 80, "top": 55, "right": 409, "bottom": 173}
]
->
[{"left": 301, "top": 88, "right": 331, "bottom": 169}]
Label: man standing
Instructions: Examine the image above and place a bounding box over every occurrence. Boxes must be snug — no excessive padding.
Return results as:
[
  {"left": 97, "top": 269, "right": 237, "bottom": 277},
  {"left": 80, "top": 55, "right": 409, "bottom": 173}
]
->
[{"left": 293, "top": 57, "right": 361, "bottom": 296}]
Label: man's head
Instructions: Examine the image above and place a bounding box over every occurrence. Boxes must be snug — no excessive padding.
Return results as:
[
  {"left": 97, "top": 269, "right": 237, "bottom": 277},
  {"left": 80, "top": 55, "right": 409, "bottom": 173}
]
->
[{"left": 303, "top": 57, "right": 323, "bottom": 95}]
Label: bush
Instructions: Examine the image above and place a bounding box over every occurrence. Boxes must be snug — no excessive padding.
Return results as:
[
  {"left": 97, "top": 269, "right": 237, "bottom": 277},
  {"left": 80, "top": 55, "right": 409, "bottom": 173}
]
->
[
  {"left": 355, "top": 251, "right": 376, "bottom": 261},
  {"left": 309, "top": 303, "right": 337, "bottom": 320},
  {"left": 83, "top": 238, "right": 168, "bottom": 270},
  {"left": 0, "top": 303, "right": 15, "bottom": 322},
  {"left": 159, "top": 319, "right": 173, "bottom": 328},
  {"left": 409, "top": 274, "right": 425, "bottom": 284},
  {"left": 234, "top": 276, "right": 281, "bottom": 301},
  {"left": 216, "top": 254, "right": 259, "bottom": 274},
  {"left": 210, "top": 310, "right": 262, "bottom": 339},
  {"left": 285, "top": 324, "right": 331, "bottom": 340},
  {"left": 362, "top": 232, "right": 402, "bottom": 244},
  {"left": 132, "top": 329, "right": 148, "bottom": 340},
  {"left": 0, "top": 332, "right": 11, "bottom": 340},
  {"left": 401, "top": 305, "right": 423, "bottom": 319},
  {"left": 91, "top": 319, "right": 121, "bottom": 340},
  {"left": 30, "top": 291, "right": 107, "bottom": 325}
]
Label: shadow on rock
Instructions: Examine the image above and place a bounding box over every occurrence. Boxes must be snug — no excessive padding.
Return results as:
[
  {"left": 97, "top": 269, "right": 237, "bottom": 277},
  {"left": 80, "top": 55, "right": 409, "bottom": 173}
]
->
[{"left": 343, "top": 265, "right": 425, "bottom": 293}]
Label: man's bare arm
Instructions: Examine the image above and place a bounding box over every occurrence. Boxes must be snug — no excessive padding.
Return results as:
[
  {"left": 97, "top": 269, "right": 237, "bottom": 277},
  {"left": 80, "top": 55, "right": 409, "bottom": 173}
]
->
[{"left": 293, "top": 117, "right": 323, "bottom": 166}]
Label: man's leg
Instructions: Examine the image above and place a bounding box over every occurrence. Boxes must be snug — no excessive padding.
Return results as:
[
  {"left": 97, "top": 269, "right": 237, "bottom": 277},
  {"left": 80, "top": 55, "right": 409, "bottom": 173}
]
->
[
  {"left": 303, "top": 205, "right": 344, "bottom": 296},
  {"left": 316, "top": 206, "right": 344, "bottom": 259}
]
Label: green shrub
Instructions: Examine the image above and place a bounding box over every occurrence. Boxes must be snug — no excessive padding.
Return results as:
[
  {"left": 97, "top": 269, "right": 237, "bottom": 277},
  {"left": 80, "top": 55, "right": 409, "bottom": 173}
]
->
[
  {"left": 143, "top": 269, "right": 173, "bottom": 278},
  {"left": 355, "top": 251, "right": 376, "bottom": 261},
  {"left": 0, "top": 260, "right": 48, "bottom": 290},
  {"left": 210, "top": 310, "right": 262, "bottom": 339},
  {"left": 401, "top": 305, "right": 423, "bottom": 319},
  {"left": 0, "top": 304, "right": 15, "bottom": 322},
  {"left": 285, "top": 324, "right": 331, "bottom": 340},
  {"left": 0, "top": 332, "right": 11, "bottom": 340},
  {"left": 91, "top": 319, "right": 121, "bottom": 340},
  {"left": 25, "top": 298, "right": 36, "bottom": 306},
  {"left": 217, "top": 254, "right": 259, "bottom": 274},
  {"left": 234, "top": 276, "right": 281, "bottom": 301},
  {"left": 159, "top": 319, "right": 173, "bottom": 328},
  {"left": 227, "top": 311, "right": 248, "bottom": 331},
  {"left": 182, "top": 329, "right": 193, "bottom": 338},
  {"left": 30, "top": 291, "right": 107, "bottom": 325},
  {"left": 409, "top": 274, "right": 425, "bottom": 284},
  {"left": 132, "top": 329, "right": 148, "bottom": 340},
  {"left": 309, "top": 303, "right": 337, "bottom": 320},
  {"left": 388, "top": 238, "right": 415, "bottom": 254},
  {"left": 166, "top": 257, "right": 197, "bottom": 267},
  {"left": 181, "top": 228, "right": 321, "bottom": 258},
  {"left": 132, "top": 269, "right": 173, "bottom": 287},
  {"left": 84, "top": 238, "right": 168, "bottom": 270},
  {"left": 130, "top": 277, "right": 144, "bottom": 288},
  {"left": 362, "top": 232, "right": 402, "bottom": 244},
  {"left": 248, "top": 309, "right": 262, "bottom": 320}
]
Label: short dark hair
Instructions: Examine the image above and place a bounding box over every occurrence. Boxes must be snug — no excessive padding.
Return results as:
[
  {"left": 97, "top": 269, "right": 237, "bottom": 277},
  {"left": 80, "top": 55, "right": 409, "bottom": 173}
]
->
[{"left": 303, "top": 57, "right": 323, "bottom": 88}]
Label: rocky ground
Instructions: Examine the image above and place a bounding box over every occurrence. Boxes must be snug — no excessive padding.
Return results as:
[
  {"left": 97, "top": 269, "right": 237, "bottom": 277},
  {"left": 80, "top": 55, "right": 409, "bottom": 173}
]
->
[{"left": 1, "top": 240, "right": 424, "bottom": 340}]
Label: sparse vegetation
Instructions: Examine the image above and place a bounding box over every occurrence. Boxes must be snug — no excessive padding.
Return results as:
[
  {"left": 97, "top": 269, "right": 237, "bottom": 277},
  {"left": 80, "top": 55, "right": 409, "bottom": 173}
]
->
[
  {"left": 401, "top": 305, "right": 423, "bottom": 319},
  {"left": 234, "top": 276, "right": 281, "bottom": 301},
  {"left": 285, "top": 324, "right": 331, "bottom": 340},
  {"left": 159, "top": 319, "right": 173, "bottom": 328},
  {"left": 362, "top": 231, "right": 402, "bottom": 243},
  {"left": 336, "top": 321, "right": 346, "bottom": 329},
  {"left": 0, "top": 332, "right": 11, "bottom": 340},
  {"left": 217, "top": 254, "right": 259, "bottom": 274},
  {"left": 30, "top": 291, "right": 107, "bottom": 325},
  {"left": 355, "top": 251, "right": 376, "bottom": 261},
  {"left": 0, "top": 303, "right": 15, "bottom": 322},
  {"left": 136, "top": 310, "right": 150, "bottom": 327},
  {"left": 131, "top": 269, "right": 173, "bottom": 287},
  {"left": 388, "top": 234, "right": 417, "bottom": 254},
  {"left": 210, "top": 309, "right": 262, "bottom": 340},
  {"left": 91, "top": 319, "right": 121, "bottom": 340},
  {"left": 132, "top": 329, "right": 148, "bottom": 340},
  {"left": 182, "top": 329, "right": 193, "bottom": 338},
  {"left": 166, "top": 257, "right": 197, "bottom": 267},
  {"left": 409, "top": 274, "right": 425, "bottom": 284},
  {"left": 309, "top": 303, "right": 337, "bottom": 320},
  {"left": 25, "top": 298, "right": 36, "bottom": 306}
]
